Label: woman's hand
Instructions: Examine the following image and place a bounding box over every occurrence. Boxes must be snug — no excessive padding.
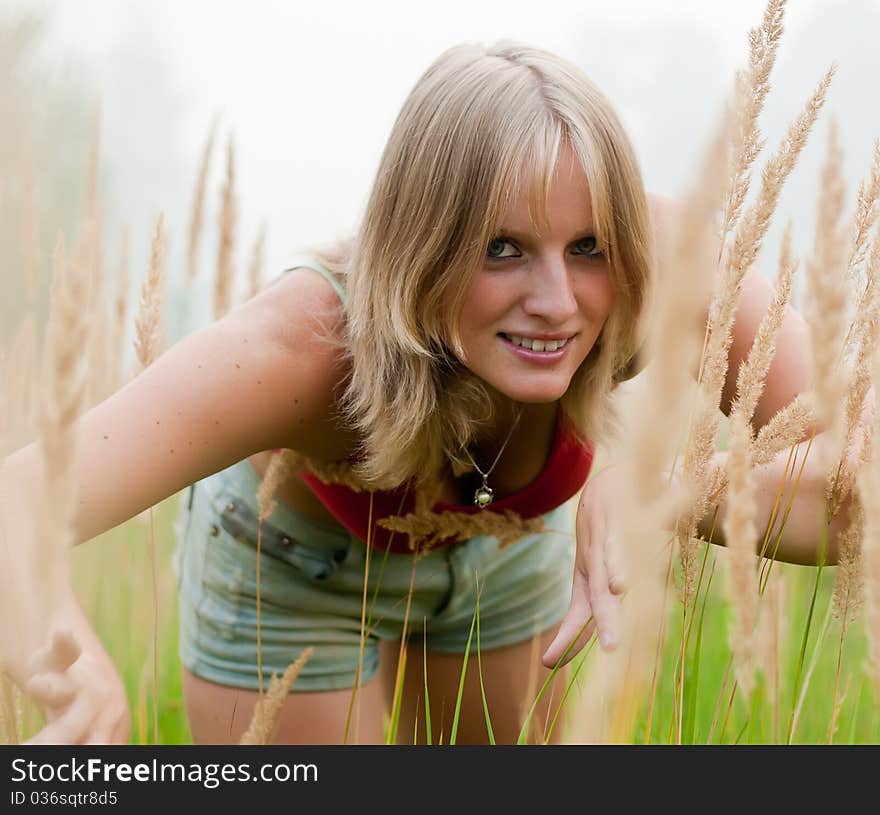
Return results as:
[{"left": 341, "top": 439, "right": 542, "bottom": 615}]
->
[
  {"left": 23, "top": 628, "right": 130, "bottom": 745},
  {"left": 542, "top": 465, "right": 627, "bottom": 669}
]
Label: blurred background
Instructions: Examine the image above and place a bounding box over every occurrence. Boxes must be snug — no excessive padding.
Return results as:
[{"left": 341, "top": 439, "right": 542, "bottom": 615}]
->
[{"left": 2, "top": 0, "right": 878, "bottom": 359}]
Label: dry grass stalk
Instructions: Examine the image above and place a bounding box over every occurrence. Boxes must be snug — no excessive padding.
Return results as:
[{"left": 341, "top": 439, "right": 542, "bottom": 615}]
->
[
  {"left": 832, "top": 228, "right": 880, "bottom": 516},
  {"left": 845, "top": 138, "right": 880, "bottom": 283},
  {"left": 78, "top": 113, "right": 106, "bottom": 408},
  {"left": 567, "top": 517, "right": 671, "bottom": 744},
  {"left": 84, "top": 212, "right": 109, "bottom": 408},
  {"left": 803, "top": 120, "right": 849, "bottom": 498},
  {"left": 378, "top": 507, "right": 545, "bottom": 553},
  {"left": 731, "top": 221, "right": 798, "bottom": 430},
  {"left": 256, "top": 449, "right": 303, "bottom": 522},
  {"left": 706, "top": 393, "right": 819, "bottom": 511},
  {"left": 723, "top": 413, "right": 760, "bottom": 696},
  {"left": 187, "top": 114, "right": 220, "bottom": 286},
  {"left": 107, "top": 227, "right": 130, "bottom": 392},
  {"left": 831, "top": 499, "right": 865, "bottom": 625},
  {"left": 32, "top": 235, "right": 88, "bottom": 649},
  {"left": 704, "top": 223, "right": 800, "bottom": 508},
  {"left": 0, "top": 676, "right": 21, "bottom": 744},
  {"left": 2, "top": 312, "right": 38, "bottom": 454},
  {"left": 858, "top": 334, "right": 880, "bottom": 688},
  {"left": 246, "top": 221, "right": 267, "bottom": 302},
  {"left": 566, "top": 117, "right": 726, "bottom": 737},
  {"left": 755, "top": 567, "right": 785, "bottom": 739},
  {"left": 680, "top": 67, "right": 833, "bottom": 595},
  {"left": 627, "top": 116, "right": 728, "bottom": 607},
  {"left": 299, "top": 454, "right": 369, "bottom": 491},
  {"left": 131, "top": 215, "right": 166, "bottom": 743},
  {"left": 213, "top": 137, "right": 236, "bottom": 320},
  {"left": 239, "top": 647, "right": 314, "bottom": 745},
  {"left": 752, "top": 391, "right": 817, "bottom": 468},
  {"left": 18, "top": 142, "right": 40, "bottom": 309},
  {"left": 134, "top": 215, "right": 166, "bottom": 371},
  {"left": 720, "top": 0, "right": 787, "bottom": 243}
]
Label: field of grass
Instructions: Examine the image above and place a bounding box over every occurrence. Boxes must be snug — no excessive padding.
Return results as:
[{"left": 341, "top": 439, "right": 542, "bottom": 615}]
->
[{"left": 8, "top": 460, "right": 868, "bottom": 745}]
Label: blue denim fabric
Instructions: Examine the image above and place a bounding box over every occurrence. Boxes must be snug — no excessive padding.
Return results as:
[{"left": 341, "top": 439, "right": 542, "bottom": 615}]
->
[{"left": 173, "top": 458, "right": 577, "bottom": 692}]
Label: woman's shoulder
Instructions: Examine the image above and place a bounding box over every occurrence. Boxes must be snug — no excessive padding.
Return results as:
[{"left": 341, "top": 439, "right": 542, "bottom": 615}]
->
[
  {"left": 256, "top": 264, "right": 348, "bottom": 353},
  {"left": 240, "top": 265, "right": 355, "bottom": 458}
]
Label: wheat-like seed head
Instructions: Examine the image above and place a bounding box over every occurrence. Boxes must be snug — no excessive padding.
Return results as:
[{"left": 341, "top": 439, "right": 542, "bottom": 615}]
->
[
  {"left": 239, "top": 647, "right": 314, "bottom": 745},
  {"left": 256, "top": 450, "right": 305, "bottom": 522},
  {"left": 804, "top": 120, "right": 849, "bottom": 491},
  {"left": 187, "top": 114, "right": 220, "bottom": 286},
  {"left": 246, "top": 221, "right": 267, "bottom": 303},
  {"left": 846, "top": 138, "right": 880, "bottom": 283},
  {"left": 213, "top": 137, "right": 236, "bottom": 320},
  {"left": 720, "top": 0, "right": 787, "bottom": 243},
  {"left": 108, "top": 227, "right": 130, "bottom": 390},
  {"left": 32, "top": 235, "right": 89, "bottom": 653},
  {"left": 134, "top": 215, "right": 166, "bottom": 371},
  {"left": 731, "top": 221, "right": 798, "bottom": 432}
]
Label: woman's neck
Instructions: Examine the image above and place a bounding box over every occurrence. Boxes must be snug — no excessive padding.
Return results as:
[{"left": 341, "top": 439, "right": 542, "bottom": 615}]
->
[{"left": 471, "top": 395, "right": 558, "bottom": 460}]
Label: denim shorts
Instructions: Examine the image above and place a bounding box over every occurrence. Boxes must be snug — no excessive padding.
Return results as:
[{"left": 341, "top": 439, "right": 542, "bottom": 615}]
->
[{"left": 172, "top": 458, "right": 578, "bottom": 692}]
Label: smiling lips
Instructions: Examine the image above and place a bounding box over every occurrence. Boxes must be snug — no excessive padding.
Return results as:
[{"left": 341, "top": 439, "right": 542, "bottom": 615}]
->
[{"left": 499, "top": 332, "right": 576, "bottom": 352}]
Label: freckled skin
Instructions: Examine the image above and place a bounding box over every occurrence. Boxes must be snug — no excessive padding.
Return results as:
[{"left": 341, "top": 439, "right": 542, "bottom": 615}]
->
[{"left": 452, "top": 142, "right": 616, "bottom": 405}]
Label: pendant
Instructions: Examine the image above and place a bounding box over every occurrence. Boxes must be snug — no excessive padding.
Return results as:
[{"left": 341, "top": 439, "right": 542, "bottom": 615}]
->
[{"left": 474, "top": 481, "right": 494, "bottom": 508}]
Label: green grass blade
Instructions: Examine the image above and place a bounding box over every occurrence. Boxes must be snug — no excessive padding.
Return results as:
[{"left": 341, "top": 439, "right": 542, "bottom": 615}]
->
[
  {"left": 475, "top": 587, "right": 496, "bottom": 744},
  {"left": 543, "top": 641, "right": 595, "bottom": 744},
  {"left": 423, "top": 619, "right": 432, "bottom": 745},
  {"left": 386, "top": 646, "right": 407, "bottom": 745},
  {"left": 517, "top": 615, "right": 593, "bottom": 744},
  {"left": 685, "top": 557, "right": 715, "bottom": 744},
  {"left": 787, "top": 526, "right": 827, "bottom": 742},
  {"left": 449, "top": 583, "right": 479, "bottom": 746}
]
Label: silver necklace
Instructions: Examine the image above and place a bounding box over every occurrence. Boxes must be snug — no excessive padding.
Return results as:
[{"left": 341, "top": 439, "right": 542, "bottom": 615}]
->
[{"left": 461, "top": 405, "right": 524, "bottom": 509}]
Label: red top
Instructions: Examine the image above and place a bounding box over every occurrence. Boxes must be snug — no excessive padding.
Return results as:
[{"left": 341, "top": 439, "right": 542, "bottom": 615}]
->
[{"left": 288, "top": 404, "right": 594, "bottom": 554}]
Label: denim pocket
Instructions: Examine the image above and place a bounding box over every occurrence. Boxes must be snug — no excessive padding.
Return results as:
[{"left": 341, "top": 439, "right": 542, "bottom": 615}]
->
[{"left": 209, "top": 484, "right": 352, "bottom": 582}]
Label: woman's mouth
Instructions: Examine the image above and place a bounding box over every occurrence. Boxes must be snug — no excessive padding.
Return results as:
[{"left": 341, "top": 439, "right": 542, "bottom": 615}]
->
[{"left": 498, "top": 332, "right": 576, "bottom": 363}]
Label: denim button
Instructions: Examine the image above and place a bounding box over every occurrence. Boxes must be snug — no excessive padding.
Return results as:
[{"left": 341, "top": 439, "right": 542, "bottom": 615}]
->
[
  {"left": 209, "top": 524, "right": 220, "bottom": 537},
  {"left": 214, "top": 491, "right": 350, "bottom": 581}
]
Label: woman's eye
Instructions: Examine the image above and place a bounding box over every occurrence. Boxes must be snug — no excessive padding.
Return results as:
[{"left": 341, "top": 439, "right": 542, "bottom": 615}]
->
[
  {"left": 576, "top": 236, "right": 602, "bottom": 256},
  {"left": 487, "top": 237, "right": 517, "bottom": 259}
]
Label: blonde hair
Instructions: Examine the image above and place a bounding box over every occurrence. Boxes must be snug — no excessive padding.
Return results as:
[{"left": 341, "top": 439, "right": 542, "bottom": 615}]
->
[{"left": 310, "top": 40, "right": 652, "bottom": 490}]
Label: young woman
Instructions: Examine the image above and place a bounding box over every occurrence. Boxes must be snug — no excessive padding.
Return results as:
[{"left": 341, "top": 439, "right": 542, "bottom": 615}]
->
[{"left": 2, "top": 40, "right": 850, "bottom": 745}]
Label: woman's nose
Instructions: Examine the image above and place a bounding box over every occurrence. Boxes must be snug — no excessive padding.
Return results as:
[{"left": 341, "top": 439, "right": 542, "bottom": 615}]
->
[{"left": 522, "top": 258, "right": 578, "bottom": 324}]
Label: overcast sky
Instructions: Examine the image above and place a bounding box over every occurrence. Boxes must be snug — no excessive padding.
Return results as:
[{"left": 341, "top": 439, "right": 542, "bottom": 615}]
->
[{"left": 8, "top": 0, "right": 880, "bottom": 340}]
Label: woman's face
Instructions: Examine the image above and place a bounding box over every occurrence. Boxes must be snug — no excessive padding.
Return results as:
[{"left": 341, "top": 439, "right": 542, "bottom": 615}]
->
[{"left": 452, "top": 143, "right": 616, "bottom": 404}]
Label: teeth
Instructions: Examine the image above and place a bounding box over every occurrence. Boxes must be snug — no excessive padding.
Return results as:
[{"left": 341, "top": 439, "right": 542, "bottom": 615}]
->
[{"left": 504, "top": 334, "right": 570, "bottom": 352}]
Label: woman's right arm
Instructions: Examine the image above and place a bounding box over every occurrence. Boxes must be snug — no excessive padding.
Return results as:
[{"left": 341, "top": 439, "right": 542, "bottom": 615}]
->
[
  {"left": 2, "top": 266, "right": 347, "bottom": 548},
  {"left": 0, "top": 267, "right": 347, "bottom": 737}
]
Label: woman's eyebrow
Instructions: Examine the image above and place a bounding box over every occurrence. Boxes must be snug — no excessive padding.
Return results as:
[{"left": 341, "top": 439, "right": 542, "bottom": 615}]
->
[{"left": 495, "top": 225, "right": 596, "bottom": 240}]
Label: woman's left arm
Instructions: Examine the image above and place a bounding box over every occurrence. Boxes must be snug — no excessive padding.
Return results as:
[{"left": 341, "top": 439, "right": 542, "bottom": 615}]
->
[{"left": 670, "top": 192, "right": 867, "bottom": 565}]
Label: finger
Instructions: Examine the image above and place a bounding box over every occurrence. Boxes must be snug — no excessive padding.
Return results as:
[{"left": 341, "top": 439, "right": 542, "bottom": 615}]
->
[
  {"left": 541, "top": 568, "right": 595, "bottom": 669},
  {"left": 27, "top": 629, "right": 81, "bottom": 677},
  {"left": 25, "top": 672, "right": 76, "bottom": 709},
  {"left": 604, "top": 531, "right": 627, "bottom": 595},
  {"left": 24, "top": 704, "right": 91, "bottom": 745},
  {"left": 588, "top": 533, "right": 621, "bottom": 651}
]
